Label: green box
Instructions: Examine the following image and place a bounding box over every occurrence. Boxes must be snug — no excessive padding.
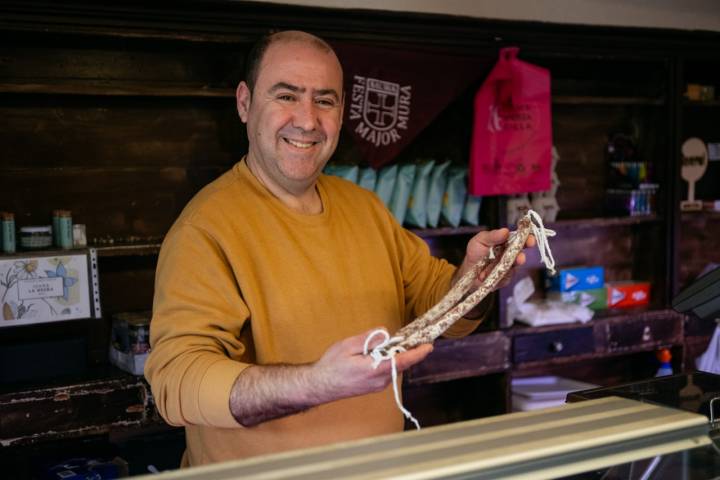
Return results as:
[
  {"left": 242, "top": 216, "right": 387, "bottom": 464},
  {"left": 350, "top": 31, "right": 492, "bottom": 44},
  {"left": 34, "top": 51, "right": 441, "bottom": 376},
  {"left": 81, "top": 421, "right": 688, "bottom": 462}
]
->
[{"left": 547, "top": 288, "right": 607, "bottom": 311}]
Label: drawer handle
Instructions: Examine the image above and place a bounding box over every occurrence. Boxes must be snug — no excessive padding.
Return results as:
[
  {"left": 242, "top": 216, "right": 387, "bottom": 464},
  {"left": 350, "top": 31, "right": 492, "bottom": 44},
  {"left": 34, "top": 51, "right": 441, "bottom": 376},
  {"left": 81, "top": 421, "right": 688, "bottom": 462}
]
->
[
  {"left": 550, "top": 341, "right": 564, "bottom": 353},
  {"left": 642, "top": 326, "right": 652, "bottom": 342}
]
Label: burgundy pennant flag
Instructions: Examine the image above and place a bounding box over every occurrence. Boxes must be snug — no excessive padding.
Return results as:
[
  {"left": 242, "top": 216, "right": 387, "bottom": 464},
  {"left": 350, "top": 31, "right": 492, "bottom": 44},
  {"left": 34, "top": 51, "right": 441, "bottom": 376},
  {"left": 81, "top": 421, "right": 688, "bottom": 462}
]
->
[{"left": 332, "top": 42, "right": 488, "bottom": 169}]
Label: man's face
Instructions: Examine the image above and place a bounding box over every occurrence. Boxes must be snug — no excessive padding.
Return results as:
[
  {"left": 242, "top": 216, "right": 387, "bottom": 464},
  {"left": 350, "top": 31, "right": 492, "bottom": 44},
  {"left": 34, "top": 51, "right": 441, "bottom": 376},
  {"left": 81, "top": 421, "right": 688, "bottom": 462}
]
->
[{"left": 237, "top": 40, "right": 344, "bottom": 194}]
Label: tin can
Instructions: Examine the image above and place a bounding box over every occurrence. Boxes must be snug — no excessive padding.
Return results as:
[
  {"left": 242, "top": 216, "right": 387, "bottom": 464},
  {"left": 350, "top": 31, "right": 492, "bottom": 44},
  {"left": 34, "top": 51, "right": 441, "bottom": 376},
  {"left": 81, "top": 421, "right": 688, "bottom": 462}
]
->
[
  {"left": 1, "top": 212, "right": 16, "bottom": 254},
  {"left": 128, "top": 318, "right": 151, "bottom": 354},
  {"left": 57, "top": 210, "right": 73, "bottom": 249},
  {"left": 112, "top": 311, "right": 151, "bottom": 354}
]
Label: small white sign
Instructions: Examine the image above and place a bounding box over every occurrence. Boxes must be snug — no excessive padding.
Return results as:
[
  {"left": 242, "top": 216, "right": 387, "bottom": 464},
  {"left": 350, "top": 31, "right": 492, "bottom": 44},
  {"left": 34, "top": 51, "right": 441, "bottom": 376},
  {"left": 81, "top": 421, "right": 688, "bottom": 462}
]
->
[{"left": 18, "top": 277, "right": 64, "bottom": 300}]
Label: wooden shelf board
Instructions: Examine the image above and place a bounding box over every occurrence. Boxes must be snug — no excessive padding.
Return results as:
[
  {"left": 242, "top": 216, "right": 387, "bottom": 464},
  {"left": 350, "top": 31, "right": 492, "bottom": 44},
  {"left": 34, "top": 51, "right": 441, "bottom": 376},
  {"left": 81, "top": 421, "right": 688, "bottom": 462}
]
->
[
  {"left": 507, "top": 308, "right": 683, "bottom": 335},
  {"left": 0, "top": 81, "right": 235, "bottom": 98},
  {"left": 681, "top": 210, "right": 720, "bottom": 221},
  {"left": 94, "top": 243, "right": 161, "bottom": 257},
  {"left": 683, "top": 100, "right": 720, "bottom": 107},
  {"left": 553, "top": 95, "right": 665, "bottom": 106},
  {"left": 92, "top": 216, "right": 660, "bottom": 257},
  {"left": 410, "top": 225, "right": 488, "bottom": 238},
  {"left": 548, "top": 214, "right": 661, "bottom": 229}
]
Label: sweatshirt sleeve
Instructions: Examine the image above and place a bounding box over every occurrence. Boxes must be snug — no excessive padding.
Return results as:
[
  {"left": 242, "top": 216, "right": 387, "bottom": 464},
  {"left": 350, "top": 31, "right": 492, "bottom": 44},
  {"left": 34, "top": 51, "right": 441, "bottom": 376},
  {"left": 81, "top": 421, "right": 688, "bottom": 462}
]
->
[
  {"left": 394, "top": 224, "right": 455, "bottom": 320},
  {"left": 144, "top": 222, "right": 250, "bottom": 428}
]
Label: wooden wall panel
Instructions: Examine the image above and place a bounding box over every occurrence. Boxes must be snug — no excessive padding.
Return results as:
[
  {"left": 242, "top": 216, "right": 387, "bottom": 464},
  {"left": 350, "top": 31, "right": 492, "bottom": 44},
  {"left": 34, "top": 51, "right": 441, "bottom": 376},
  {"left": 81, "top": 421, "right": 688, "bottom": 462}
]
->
[
  {"left": 0, "top": 98, "right": 245, "bottom": 237},
  {"left": 678, "top": 213, "right": 720, "bottom": 290}
]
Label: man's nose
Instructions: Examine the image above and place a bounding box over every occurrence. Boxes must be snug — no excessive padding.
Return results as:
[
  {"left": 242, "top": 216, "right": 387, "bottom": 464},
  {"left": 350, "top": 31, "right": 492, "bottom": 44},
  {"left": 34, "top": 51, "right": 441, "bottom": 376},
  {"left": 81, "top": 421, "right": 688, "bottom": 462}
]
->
[{"left": 292, "top": 100, "right": 318, "bottom": 132}]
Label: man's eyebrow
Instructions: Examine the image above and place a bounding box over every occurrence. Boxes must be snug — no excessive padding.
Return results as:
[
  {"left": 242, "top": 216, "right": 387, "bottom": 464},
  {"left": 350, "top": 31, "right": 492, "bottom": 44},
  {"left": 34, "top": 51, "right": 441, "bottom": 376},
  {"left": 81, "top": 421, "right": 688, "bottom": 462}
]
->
[
  {"left": 269, "top": 82, "right": 304, "bottom": 93},
  {"left": 268, "top": 83, "right": 339, "bottom": 101}
]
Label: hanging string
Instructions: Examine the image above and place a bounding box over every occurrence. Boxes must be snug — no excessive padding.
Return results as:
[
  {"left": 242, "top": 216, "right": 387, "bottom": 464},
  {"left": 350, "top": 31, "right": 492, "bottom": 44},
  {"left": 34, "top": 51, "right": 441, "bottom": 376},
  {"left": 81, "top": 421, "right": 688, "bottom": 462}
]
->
[
  {"left": 527, "top": 210, "right": 556, "bottom": 275},
  {"left": 363, "top": 329, "right": 421, "bottom": 430}
]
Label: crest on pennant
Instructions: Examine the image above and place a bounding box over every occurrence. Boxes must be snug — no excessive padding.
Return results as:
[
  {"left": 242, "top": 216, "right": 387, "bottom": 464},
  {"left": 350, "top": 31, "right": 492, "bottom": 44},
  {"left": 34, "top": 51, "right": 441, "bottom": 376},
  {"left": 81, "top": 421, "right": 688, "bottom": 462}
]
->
[
  {"left": 364, "top": 78, "right": 400, "bottom": 131},
  {"left": 348, "top": 74, "right": 411, "bottom": 148}
]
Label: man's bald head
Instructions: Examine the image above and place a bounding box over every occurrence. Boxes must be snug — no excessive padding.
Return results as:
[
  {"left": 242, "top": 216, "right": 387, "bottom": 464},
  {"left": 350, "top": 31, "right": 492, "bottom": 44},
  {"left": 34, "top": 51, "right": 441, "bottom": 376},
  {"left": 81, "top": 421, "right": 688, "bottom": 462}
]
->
[{"left": 244, "top": 31, "right": 341, "bottom": 95}]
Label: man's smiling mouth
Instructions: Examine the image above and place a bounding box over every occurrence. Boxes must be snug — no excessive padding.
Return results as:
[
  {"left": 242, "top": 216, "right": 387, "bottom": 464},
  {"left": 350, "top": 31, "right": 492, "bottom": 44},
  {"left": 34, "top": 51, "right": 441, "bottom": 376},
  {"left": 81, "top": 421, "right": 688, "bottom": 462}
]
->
[{"left": 283, "top": 138, "right": 317, "bottom": 149}]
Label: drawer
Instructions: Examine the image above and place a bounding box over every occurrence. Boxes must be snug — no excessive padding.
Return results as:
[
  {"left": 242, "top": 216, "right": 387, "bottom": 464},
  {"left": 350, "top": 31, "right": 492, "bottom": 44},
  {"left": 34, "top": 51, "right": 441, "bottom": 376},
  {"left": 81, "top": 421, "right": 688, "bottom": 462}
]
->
[
  {"left": 606, "top": 316, "right": 682, "bottom": 352},
  {"left": 513, "top": 326, "right": 595, "bottom": 364},
  {"left": 406, "top": 331, "right": 510, "bottom": 385}
]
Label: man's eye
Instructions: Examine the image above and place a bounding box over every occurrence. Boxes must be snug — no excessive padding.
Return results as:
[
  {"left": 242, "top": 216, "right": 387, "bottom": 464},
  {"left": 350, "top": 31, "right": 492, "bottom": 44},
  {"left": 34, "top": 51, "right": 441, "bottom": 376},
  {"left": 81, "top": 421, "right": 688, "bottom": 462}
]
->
[
  {"left": 277, "top": 94, "right": 295, "bottom": 102},
  {"left": 316, "top": 98, "right": 337, "bottom": 107}
]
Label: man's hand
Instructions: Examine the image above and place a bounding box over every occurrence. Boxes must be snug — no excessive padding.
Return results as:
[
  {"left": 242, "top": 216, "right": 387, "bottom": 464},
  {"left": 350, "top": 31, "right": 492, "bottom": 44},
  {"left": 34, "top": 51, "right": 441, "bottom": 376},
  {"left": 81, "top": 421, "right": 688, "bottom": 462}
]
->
[
  {"left": 454, "top": 228, "right": 536, "bottom": 292},
  {"left": 229, "top": 329, "right": 432, "bottom": 427},
  {"left": 312, "top": 329, "right": 433, "bottom": 398}
]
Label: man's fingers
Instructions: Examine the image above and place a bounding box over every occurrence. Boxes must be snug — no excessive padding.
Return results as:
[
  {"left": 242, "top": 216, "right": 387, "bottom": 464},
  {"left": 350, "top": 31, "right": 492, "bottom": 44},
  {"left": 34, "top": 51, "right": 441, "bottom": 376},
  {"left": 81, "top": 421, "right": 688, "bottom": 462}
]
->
[
  {"left": 483, "top": 228, "right": 510, "bottom": 246},
  {"left": 348, "top": 328, "right": 388, "bottom": 353},
  {"left": 526, "top": 234, "right": 536, "bottom": 248},
  {"left": 394, "top": 343, "right": 433, "bottom": 371}
]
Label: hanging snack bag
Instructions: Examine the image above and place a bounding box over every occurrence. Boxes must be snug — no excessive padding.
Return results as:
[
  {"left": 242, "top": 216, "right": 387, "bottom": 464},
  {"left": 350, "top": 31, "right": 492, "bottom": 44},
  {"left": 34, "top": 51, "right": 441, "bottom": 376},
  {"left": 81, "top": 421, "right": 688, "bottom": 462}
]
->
[
  {"left": 358, "top": 167, "right": 377, "bottom": 192},
  {"left": 426, "top": 160, "right": 451, "bottom": 228},
  {"left": 441, "top": 166, "right": 467, "bottom": 228},
  {"left": 462, "top": 194, "right": 483, "bottom": 226},
  {"left": 324, "top": 164, "right": 359, "bottom": 184},
  {"left": 405, "top": 160, "right": 436, "bottom": 228},
  {"left": 390, "top": 164, "right": 417, "bottom": 225},
  {"left": 374, "top": 164, "right": 398, "bottom": 208}
]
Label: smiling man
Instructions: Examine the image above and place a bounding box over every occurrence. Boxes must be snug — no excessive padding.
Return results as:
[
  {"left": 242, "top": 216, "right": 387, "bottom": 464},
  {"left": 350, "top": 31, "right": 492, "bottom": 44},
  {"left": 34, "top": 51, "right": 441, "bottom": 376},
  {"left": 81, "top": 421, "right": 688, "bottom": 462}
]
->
[{"left": 145, "top": 30, "right": 530, "bottom": 468}]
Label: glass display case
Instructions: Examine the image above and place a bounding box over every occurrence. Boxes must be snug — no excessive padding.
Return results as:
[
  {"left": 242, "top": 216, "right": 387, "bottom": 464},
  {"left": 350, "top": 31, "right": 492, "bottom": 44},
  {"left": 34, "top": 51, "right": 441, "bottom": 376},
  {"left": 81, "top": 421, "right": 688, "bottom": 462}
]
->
[{"left": 134, "top": 396, "right": 717, "bottom": 480}]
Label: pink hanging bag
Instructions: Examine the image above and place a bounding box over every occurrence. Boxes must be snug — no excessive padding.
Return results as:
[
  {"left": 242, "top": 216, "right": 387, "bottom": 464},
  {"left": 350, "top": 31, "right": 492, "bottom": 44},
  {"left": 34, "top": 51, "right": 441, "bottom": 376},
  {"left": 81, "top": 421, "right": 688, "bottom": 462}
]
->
[{"left": 469, "top": 47, "right": 552, "bottom": 196}]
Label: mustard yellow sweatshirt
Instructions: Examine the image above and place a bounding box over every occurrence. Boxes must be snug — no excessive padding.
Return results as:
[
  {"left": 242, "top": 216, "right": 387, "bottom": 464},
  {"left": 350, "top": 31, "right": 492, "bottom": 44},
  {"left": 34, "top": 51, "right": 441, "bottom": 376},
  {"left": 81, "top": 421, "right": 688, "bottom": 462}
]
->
[{"left": 145, "top": 160, "right": 482, "bottom": 466}]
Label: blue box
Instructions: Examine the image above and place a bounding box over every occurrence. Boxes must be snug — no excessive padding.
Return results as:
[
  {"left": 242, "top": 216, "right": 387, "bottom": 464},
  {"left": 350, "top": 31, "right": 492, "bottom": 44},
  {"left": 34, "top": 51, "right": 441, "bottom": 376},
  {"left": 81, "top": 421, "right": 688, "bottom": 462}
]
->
[{"left": 547, "top": 266, "right": 605, "bottom": 292}]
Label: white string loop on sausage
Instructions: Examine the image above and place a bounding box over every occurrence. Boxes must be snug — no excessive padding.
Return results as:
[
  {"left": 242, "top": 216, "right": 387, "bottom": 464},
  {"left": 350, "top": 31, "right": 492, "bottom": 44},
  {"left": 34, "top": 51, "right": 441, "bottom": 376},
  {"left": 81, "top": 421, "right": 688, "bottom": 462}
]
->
[{"left": 363, "top": 329, "right": 420, "bottom": 429}]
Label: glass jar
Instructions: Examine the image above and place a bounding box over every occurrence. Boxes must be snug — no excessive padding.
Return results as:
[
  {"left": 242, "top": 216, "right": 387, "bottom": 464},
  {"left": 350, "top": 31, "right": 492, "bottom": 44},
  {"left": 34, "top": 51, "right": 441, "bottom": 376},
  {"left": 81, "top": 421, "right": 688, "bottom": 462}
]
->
[{"left": 20, "top": 225, "right": 53, "bottom": 250}]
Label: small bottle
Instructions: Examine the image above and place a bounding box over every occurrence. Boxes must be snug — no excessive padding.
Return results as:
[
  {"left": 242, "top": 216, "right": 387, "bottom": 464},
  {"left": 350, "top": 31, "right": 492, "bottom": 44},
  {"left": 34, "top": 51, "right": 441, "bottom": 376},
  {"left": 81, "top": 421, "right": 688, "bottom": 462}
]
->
[
  {"left": 52, "top": 209, "right": 62, "bottom": 246},
  {"left": 655, "top": 349, "right": 673, "bottom": 377},
  {"left": 1, "top": 212, "right": 16, "bottom": 254},
  {"left": 57, "top": 210, "right": 73, "bottom": 249}
]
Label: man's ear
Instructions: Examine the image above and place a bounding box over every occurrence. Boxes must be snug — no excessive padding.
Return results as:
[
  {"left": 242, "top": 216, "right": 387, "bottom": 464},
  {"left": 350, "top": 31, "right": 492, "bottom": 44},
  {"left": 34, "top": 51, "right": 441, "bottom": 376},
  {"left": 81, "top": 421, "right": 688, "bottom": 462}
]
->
[{"left": 236, "top": 81, "right": 251, "bottom": 123}]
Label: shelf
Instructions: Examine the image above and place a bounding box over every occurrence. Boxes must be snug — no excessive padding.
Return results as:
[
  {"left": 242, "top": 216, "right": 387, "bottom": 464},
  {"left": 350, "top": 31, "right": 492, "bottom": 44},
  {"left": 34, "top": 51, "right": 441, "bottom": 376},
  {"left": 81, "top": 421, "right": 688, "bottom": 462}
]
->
[
  {"left": 508, "top": 308, "right": 683, "bottom": 334},
  {"left": 410, "top": 225, "right": 487, "bottom": 238},
  {"left": 94, "top": 243, "right": 161, "bottom": 257},
  {"left": 87, "top": 216, "right": 659, "bottom": 256},
  {"left": 0, "top": 80, "right": 235, "bottom": 98},
  {"left": 553, "top": 95, "right": 665, "bottom": 106},
  {"left": 548, "top": 214, "right": 661, "bottom": 229},
  {"left": 682, "top": 100, "right": 720, "bottom": 107},
  {"left": 681, "top": 210, "right": 720, "bottom": 221}
]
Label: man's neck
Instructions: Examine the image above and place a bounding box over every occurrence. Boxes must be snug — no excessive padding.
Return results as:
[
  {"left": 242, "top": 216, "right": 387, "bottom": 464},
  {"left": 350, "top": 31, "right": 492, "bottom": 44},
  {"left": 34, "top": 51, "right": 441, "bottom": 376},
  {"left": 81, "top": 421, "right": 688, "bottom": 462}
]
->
[{"left": 245, "top": 156, "right": 323, "bottom": 215}]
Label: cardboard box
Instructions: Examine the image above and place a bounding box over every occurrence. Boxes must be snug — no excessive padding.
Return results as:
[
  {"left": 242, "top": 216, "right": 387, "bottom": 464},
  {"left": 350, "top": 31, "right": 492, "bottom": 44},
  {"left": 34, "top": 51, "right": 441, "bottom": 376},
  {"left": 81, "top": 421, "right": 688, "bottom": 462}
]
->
[
  {"left": 547, "top": 288, "right": 608, "bottom": 311},
  {"left": 607, "top": 281, "right": 651, "bottom": 308},
  {"left": 547, "top": 266, "right": 604, "bottom": 292}
]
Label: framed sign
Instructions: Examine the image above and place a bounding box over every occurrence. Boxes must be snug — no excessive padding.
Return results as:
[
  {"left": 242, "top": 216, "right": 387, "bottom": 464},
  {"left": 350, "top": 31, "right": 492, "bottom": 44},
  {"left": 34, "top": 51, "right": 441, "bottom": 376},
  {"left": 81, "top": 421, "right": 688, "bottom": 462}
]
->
[{"left": 0, "top": 249, "right": 101, "bottom": 327}]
